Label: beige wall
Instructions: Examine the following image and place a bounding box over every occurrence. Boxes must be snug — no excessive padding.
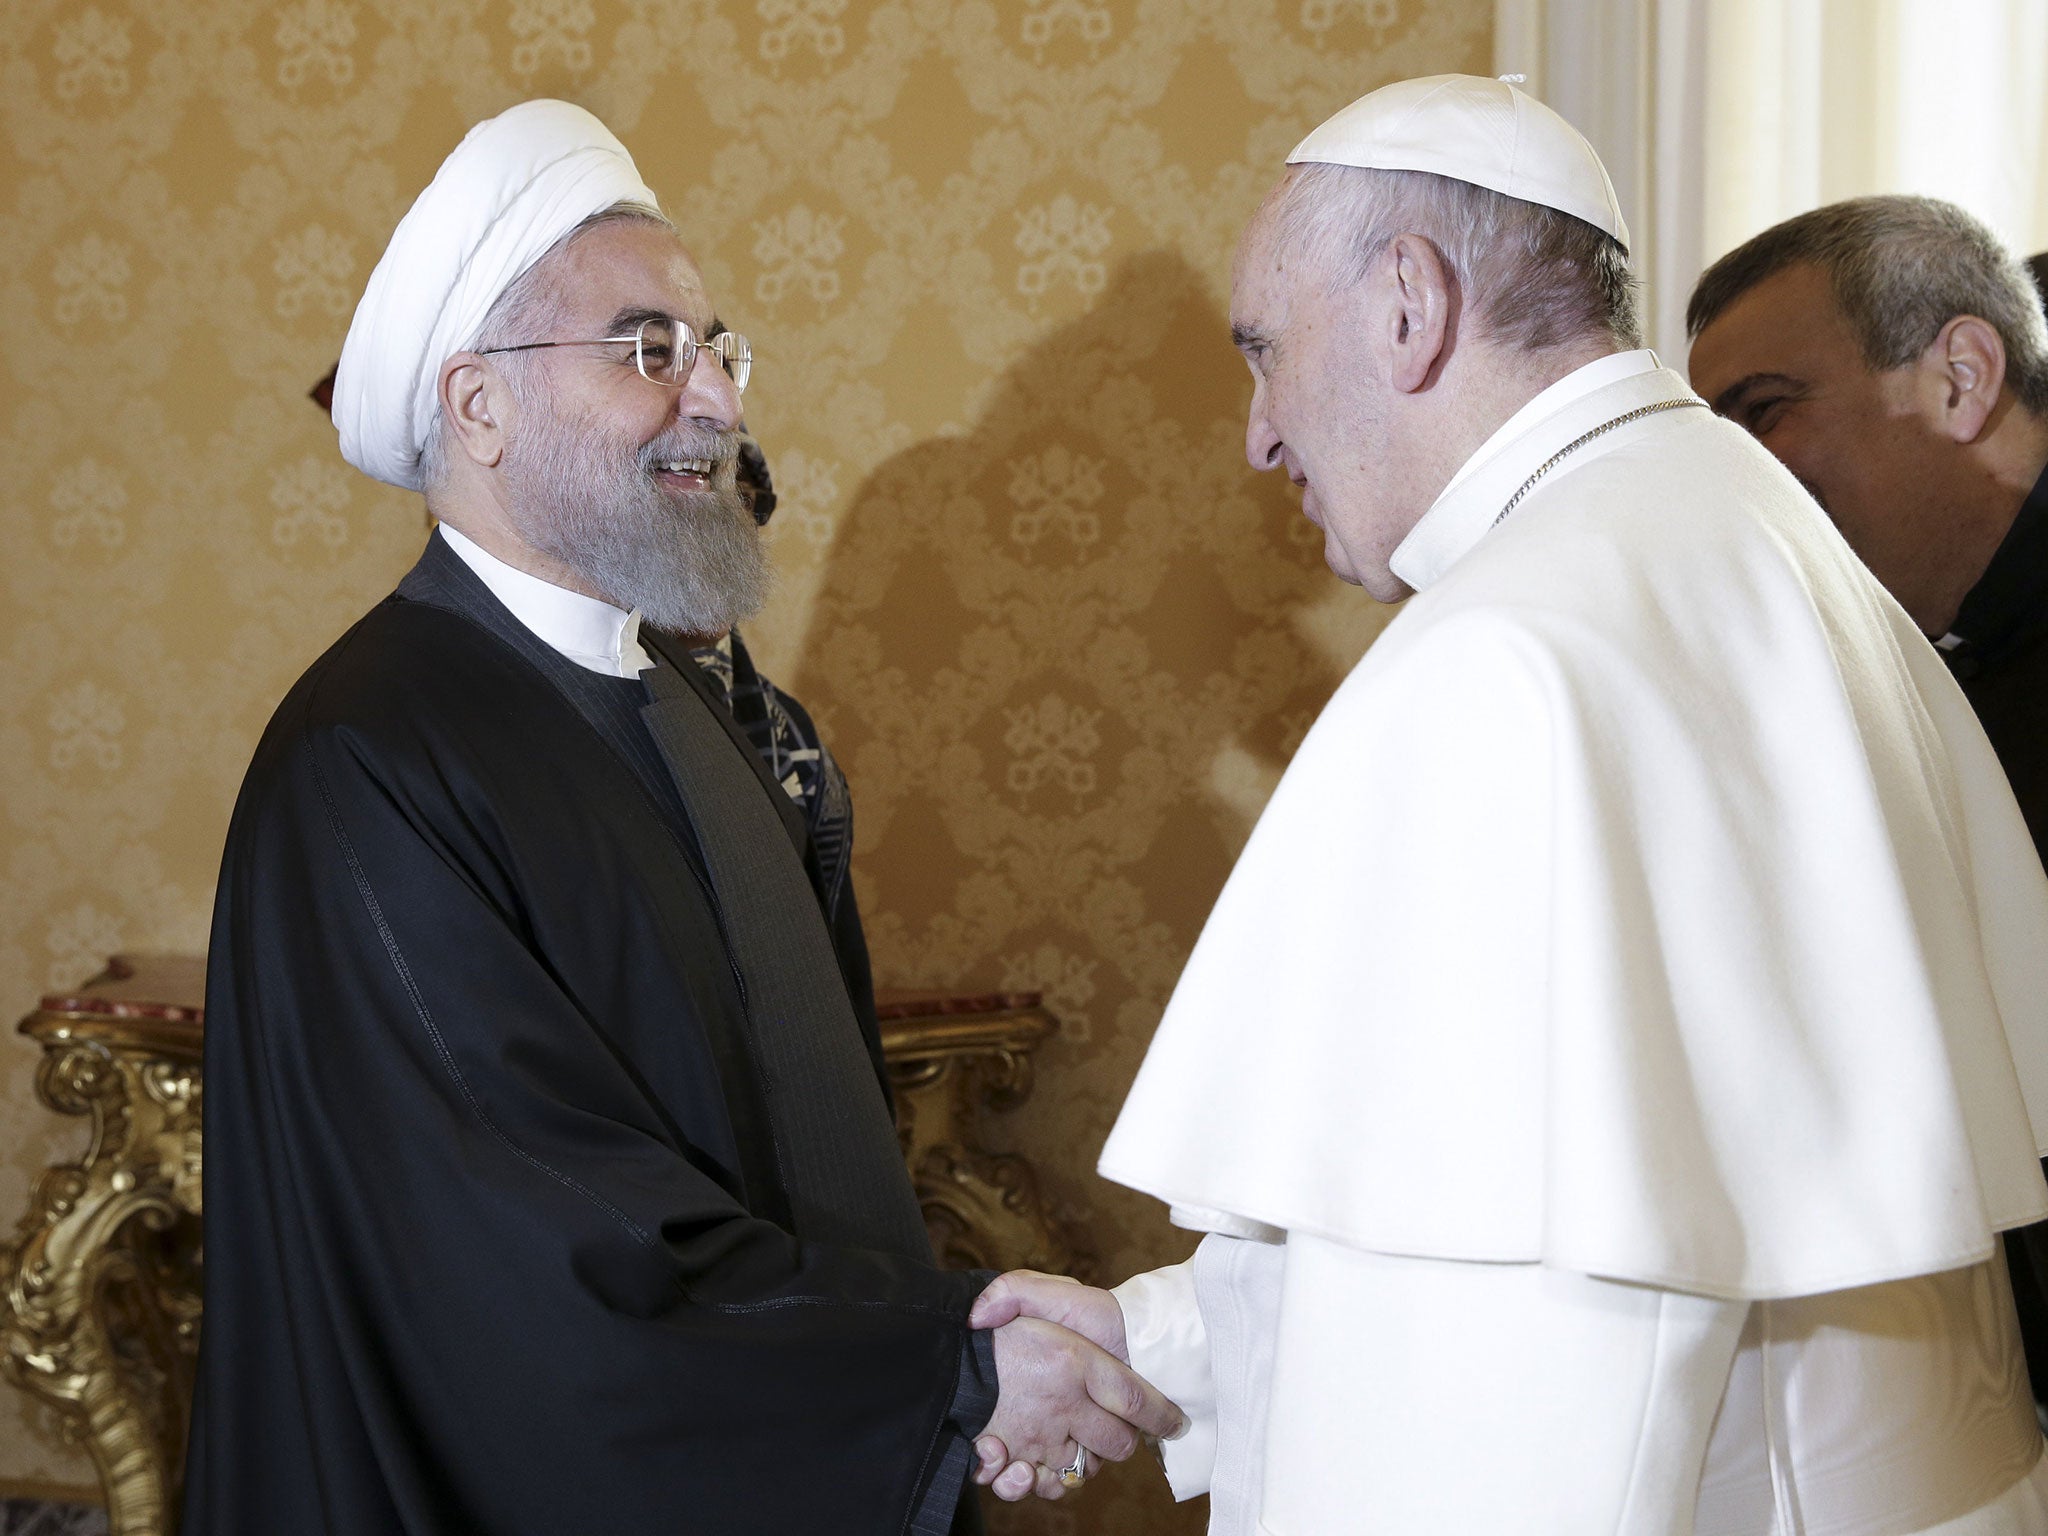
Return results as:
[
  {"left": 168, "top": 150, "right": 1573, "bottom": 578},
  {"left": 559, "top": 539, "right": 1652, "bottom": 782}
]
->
[{"left": 0, "top": 0, "right": 1489, "bottom": 1522}]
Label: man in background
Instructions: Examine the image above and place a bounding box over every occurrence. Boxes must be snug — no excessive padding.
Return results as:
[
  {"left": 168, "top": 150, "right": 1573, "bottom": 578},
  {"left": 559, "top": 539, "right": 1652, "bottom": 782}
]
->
[
  {"left": 1688, "top": 198, "right": 2048, "bottom": 846},
  {"left": 1688, "top": 202, "right": 2048, "bottom": 1409},
  {"left": 185, "top": 98, "right": 1180, "bottom": 1535}
]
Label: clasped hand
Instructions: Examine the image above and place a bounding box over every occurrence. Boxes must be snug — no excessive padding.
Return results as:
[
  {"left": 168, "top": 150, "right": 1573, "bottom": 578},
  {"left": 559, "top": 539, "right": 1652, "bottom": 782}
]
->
[{"left": 969, "top": 1269, "right": 1185, "bottom": 1502}]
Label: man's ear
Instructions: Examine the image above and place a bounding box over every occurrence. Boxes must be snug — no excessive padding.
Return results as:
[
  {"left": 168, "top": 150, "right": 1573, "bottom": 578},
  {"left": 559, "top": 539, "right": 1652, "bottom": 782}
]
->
[
  {"left": 1385, "top": 232, "right": 1453, "bottom": 394},
  {"left": 439, "top": 352, "right": 512, "bottom": 470},
  {"left": 1917, "top": 314, "right": 2006, "bottom": 445}
]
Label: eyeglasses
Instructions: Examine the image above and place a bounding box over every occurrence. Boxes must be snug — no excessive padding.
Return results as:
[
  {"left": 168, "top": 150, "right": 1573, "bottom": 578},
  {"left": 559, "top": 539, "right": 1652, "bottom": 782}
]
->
[{"left": 480, "top": 315, "right": 752, "bottom": 392}]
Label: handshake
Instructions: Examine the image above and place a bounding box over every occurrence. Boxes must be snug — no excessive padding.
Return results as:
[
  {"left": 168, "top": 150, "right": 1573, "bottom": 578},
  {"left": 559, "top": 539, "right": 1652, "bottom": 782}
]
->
[{"left": 968, "top": 1270, "right": 1187, "bottom": 1502}]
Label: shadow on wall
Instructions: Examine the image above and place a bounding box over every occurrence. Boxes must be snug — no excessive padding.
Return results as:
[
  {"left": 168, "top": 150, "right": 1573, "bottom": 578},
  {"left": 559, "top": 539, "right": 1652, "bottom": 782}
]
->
[{"left": 801, "top": 248, "right": 1397, "bottom": 1532}]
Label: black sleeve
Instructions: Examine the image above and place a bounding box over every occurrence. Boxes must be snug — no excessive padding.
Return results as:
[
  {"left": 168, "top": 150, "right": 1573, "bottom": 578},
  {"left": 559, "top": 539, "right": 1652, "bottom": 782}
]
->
[
  {"left": 951, "top": 1285, "right": 1001, "bottom": 1438},
  {"left": 190, "top": 699, "right": 982, "bottom": 1535}
]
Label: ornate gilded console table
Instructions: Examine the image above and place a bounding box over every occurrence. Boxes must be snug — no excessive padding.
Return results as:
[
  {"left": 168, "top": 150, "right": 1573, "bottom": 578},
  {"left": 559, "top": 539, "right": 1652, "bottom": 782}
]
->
[{"left": 3, "top": 956, "right": 1088, "bottom": 1535}]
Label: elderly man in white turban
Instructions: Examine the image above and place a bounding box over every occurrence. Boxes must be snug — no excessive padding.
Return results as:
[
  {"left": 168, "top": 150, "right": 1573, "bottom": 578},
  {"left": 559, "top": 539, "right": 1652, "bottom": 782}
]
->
[
  {"left": 970, "top": 75, "right": 2048, "bottom": 1533},
  {"left": 183, "top": 99, "right": 1182, "bottom": 1536}
]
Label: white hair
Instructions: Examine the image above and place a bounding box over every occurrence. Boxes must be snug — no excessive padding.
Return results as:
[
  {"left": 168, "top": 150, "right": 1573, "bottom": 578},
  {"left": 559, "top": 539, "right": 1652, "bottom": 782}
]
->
[{"left": 1265, "top": 163, "right": 1642, "bottom": 352}]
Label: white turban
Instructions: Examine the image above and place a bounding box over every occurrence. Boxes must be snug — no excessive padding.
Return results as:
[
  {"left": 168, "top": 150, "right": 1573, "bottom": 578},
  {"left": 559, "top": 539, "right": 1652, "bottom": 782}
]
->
[
  {"left": 333, "top": 99, "right": 662, "bottom": 491},
  {"left": 1288, "top": 74, "right": 1629, "bottom": 252}
]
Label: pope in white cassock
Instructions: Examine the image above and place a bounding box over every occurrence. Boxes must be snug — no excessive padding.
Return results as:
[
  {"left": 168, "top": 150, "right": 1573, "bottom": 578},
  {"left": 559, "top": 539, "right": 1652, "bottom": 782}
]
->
[{"left": 969, "top": 75, "right": 2048, "bottom": 1534}]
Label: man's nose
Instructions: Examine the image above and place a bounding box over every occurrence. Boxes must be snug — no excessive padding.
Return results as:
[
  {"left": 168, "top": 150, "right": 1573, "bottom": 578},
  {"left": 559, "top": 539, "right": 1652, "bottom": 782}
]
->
[
  {"left": 678, "top": 346, "right": 741, "bottom": 433},
  {"left": 1245, "top": 408, "right": 1284, "bottom": 473}
]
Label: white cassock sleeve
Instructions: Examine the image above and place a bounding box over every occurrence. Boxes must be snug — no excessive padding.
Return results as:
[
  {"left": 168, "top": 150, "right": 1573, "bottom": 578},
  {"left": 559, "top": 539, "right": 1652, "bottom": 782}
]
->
[
  {"left": 1114, "top": 1230, "right": 1287, "bottom": 1528},
  {"left": 1113, "top": 1258, "right": 1214, "bottom": 1497}
]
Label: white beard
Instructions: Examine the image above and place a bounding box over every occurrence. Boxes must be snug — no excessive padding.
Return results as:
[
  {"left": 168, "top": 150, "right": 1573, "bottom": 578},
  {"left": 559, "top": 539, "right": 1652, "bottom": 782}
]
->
[{"left": 501, "top": 396, "right": 768, "bottom": 638}]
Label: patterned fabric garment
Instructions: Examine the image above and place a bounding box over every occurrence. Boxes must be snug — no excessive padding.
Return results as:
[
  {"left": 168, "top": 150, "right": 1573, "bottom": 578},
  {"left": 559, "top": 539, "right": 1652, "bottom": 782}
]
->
[{"left": 691, "top": 630, "right": 856, "bottom": 923}]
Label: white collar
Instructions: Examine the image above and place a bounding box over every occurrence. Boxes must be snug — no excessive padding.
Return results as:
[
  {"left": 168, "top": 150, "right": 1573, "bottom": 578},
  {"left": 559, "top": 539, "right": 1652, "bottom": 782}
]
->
[
  {"left": 1391, "top": 349, "right": 1684, "bottom": 593},
  {"left": 437, "top": 524, "right": 651, "bottom": 678}
]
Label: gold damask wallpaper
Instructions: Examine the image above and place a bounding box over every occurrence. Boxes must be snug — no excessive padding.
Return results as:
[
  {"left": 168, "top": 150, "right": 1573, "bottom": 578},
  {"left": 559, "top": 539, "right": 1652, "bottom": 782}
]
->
[{"left": 0, "top": 0, "right": 1488, "bottom": 1522}]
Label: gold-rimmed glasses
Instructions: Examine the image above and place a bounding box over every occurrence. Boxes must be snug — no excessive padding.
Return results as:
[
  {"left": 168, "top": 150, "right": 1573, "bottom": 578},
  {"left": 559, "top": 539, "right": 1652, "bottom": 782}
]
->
[{"left": 480, "top": 315, "right": 752, "bottom": 391}]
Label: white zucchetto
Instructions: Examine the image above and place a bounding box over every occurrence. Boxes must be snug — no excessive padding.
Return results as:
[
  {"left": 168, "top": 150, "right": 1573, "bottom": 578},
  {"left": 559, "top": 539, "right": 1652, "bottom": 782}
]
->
[
  {"left": 1287, "top": 74, "right": 1630, "bottom": 252},
  {"left": 333, "top": 99, "right": 661, "bottom": 491}
]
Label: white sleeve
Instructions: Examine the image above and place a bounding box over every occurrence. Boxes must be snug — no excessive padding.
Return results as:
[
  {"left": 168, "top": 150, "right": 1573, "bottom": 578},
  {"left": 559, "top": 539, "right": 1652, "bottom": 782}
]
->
[
  {"left": 1112, "top": 1226, "right": 1290, "bottom": 1513},
  {"left": 1112, "top": 1255, "right": 1217, "bottom": 1499}
]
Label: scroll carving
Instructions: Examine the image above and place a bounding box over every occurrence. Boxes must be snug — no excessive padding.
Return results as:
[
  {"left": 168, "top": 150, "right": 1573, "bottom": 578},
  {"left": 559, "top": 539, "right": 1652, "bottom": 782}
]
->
[
  {"left": 2, "top": 1010, "right": 203, "bottom": 1536},
  {"left": 882, "top": 998, "right": 1097, "bottom": 1282}
]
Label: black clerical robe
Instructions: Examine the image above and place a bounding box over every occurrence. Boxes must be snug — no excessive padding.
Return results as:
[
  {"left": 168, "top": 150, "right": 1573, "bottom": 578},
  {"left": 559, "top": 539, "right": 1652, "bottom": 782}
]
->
[
  {"left": 184, "top": 535, "right": 988, "bottom": 1534},
  {"left": 1946, "top": 461, "right": 2048, "bottom": 1408},
  {"left": 1948, "top": 465, "right": 2048, "bottom": 847}
]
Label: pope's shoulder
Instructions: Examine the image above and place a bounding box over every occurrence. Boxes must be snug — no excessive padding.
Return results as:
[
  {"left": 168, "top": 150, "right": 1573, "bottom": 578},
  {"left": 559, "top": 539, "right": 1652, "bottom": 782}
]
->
[
  {"left": 1415, "top": 406, "right": 1867, "bottom": 636},
  {"left": 1346, "top": 408, "right": 1893, "bottom": 716}
]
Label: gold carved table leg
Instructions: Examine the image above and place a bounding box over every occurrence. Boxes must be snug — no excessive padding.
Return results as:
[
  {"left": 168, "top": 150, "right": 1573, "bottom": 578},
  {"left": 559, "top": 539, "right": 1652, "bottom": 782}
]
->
[
  {"left": 882, "top": 996, "right": 1096, "bottom": 1281},
  {"left": 2, "top": 1001, "right": 203, "bottom": 1536}
]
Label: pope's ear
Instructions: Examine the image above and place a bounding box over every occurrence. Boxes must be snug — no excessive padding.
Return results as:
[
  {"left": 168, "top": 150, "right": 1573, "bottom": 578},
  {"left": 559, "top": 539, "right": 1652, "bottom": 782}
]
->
[
  {"left": 439, "top": 352, "right": 512, "bottom": 470},
  {"left": 1918, "top": 314, "right": 2006, "bottom": 445},
  {"left": 1386, "top": 231, "right": 1452, "bottom": 394}
]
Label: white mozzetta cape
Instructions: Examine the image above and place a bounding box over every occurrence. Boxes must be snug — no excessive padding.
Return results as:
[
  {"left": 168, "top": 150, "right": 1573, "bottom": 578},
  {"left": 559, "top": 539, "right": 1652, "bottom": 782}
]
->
[{"left": 1102, "top": 353, "right": 2048, "bottom": 1300}]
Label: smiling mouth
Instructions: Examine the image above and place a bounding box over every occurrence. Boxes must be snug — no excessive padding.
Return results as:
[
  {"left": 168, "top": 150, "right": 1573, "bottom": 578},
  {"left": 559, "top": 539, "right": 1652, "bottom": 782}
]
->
[{"left": 651, "top": 457, "right": 718, "bottom": 490}]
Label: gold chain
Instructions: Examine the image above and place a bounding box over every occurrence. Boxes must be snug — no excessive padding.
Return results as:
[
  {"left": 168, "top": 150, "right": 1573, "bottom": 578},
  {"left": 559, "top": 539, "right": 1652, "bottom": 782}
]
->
[{"left": 1491, "top": 398, "right": 1709, "bottom": 529}]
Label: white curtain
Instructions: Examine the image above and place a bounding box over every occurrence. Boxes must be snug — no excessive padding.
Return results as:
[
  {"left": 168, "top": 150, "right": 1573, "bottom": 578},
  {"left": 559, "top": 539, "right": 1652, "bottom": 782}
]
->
[{"left": 1495, "top": 0, "right": 2048, "bottom": 359}]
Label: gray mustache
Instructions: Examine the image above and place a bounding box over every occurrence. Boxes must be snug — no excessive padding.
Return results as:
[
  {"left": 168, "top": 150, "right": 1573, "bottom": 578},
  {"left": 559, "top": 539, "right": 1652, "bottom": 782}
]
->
[{"left": 639, "top": 430, "right": 739, "bottom": 470}]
